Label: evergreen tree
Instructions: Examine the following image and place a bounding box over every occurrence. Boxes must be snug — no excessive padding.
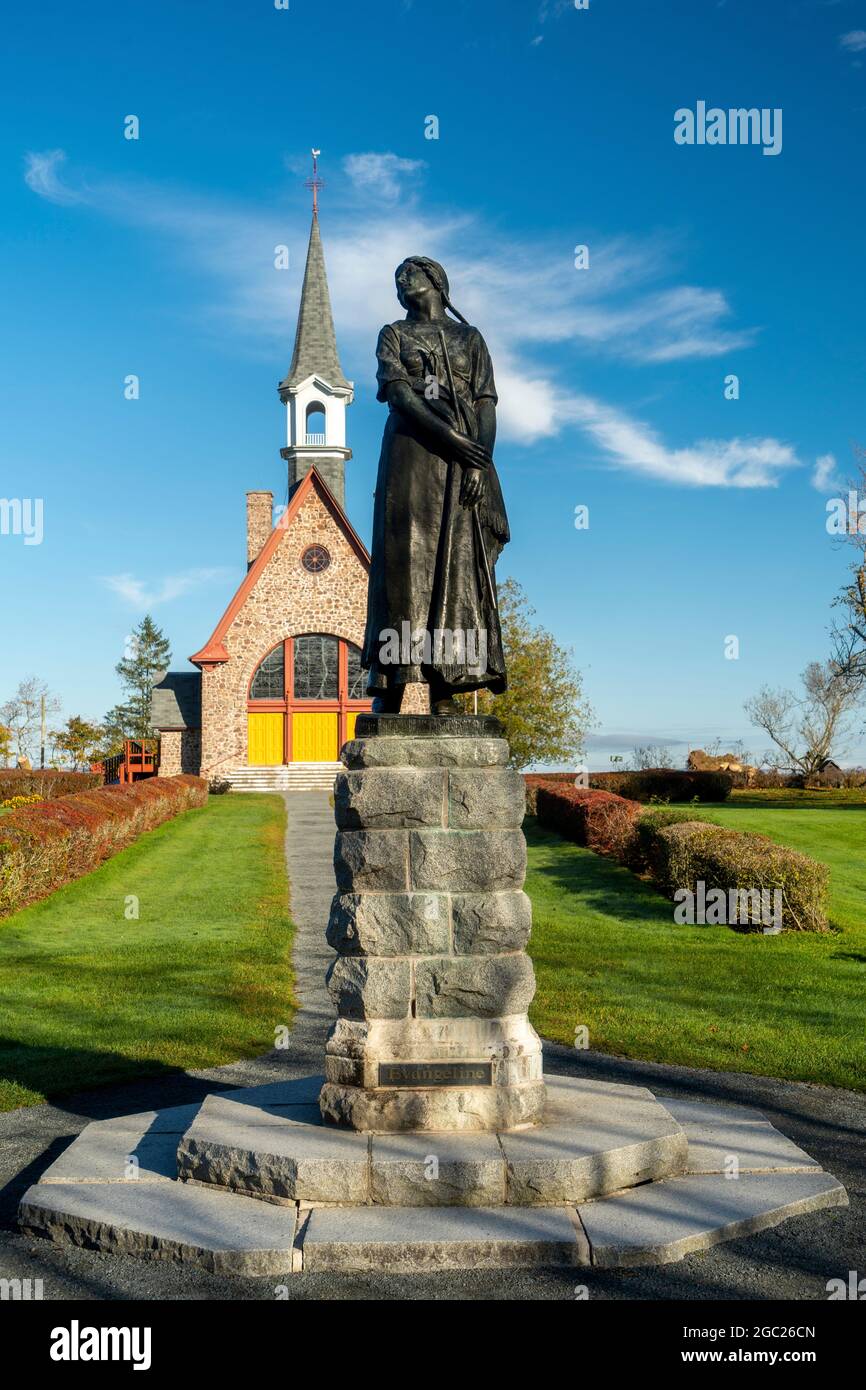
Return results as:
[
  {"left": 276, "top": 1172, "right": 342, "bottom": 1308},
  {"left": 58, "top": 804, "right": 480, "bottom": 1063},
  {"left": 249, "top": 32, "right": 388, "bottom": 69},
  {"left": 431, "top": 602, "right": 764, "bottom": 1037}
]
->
[
  {"left": 100, "top": 704, "right": 132, "bottom": 756},
  {"left": 114, "top": 616, "right": 171, "bottom": 741}
]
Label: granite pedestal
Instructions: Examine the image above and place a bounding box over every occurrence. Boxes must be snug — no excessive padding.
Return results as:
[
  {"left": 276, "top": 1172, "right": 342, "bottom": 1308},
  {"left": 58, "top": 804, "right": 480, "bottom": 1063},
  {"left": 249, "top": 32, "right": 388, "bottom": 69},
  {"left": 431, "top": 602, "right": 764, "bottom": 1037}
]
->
[{"left": 319, "top": 715, "right": 546, "bottom": 1132}]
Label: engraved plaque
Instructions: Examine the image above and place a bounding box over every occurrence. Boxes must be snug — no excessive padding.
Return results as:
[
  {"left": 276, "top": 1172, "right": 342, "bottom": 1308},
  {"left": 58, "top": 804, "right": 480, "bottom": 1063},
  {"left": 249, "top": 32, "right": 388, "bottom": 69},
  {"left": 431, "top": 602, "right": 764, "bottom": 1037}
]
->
[{"left": 378, "top": 1061, "right": 493, "bottom": 1088}]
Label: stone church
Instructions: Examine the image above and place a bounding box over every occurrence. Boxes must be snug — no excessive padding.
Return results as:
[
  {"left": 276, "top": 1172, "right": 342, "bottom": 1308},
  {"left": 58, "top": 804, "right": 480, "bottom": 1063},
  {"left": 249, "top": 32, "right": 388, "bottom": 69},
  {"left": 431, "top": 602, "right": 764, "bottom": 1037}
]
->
[{"left": 152, "top": 201, "right": 398, "bottom": 788}]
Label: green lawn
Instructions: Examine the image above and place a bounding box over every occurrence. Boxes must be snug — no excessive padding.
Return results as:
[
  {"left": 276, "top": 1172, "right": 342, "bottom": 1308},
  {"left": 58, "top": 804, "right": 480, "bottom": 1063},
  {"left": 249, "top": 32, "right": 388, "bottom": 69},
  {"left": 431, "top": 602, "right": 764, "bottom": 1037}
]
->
[
  {"left": 526, "top": 798, "right": 866, "bottom": 1092},
  {"left": 0, "top": 794, "right": 294, "bottom": 1111},
  {"left": 728, "top": 787, "right": 866, "bottom": 808}
]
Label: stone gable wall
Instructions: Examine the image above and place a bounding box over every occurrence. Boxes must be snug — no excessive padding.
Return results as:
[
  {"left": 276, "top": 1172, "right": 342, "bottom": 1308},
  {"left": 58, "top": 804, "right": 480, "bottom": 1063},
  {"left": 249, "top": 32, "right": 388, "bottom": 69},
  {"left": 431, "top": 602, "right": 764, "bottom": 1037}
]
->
[{"left": 199, "top": 487, "right": 370, "bottom": 776}]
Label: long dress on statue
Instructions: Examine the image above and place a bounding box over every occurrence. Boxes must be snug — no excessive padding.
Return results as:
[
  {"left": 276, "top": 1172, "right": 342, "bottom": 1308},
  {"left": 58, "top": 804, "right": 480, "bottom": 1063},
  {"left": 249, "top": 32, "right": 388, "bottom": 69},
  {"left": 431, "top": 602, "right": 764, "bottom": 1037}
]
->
[{"left": 362, "top": 317, "right": 510, "bottom": 697}]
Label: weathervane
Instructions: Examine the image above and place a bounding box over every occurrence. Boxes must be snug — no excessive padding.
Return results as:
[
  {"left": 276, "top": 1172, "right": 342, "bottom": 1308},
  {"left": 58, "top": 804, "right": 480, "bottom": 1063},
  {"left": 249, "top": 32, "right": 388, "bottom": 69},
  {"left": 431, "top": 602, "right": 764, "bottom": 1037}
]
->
[{"left": 306, "top": 148, "right": 324, "bottom": 216}]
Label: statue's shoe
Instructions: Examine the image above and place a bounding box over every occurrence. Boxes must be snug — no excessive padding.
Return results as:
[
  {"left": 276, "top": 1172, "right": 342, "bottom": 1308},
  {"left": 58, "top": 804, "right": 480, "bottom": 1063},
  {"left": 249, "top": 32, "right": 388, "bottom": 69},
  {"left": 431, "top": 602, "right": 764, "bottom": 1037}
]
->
[{"left": 431, "top": 696, "right": 461, "bottom": 716}]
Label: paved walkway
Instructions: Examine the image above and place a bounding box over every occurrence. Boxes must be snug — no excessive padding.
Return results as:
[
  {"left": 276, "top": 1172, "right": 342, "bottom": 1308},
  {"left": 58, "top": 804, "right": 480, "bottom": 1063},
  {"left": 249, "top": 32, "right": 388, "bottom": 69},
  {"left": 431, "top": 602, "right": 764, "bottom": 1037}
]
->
[
  {"left": 0, "top": 791, "right": 862, "bottom": 1300},
  {"left": 277, "top": 791, "right": 337, "bottom": 1072}
]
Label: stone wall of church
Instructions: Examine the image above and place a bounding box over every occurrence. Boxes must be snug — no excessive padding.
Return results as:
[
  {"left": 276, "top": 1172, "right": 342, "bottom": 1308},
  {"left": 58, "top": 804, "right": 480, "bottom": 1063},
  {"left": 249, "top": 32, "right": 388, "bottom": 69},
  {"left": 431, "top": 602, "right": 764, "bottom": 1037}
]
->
[
  {"left": 158, "top": 729, "right": 202, "bottom": 777},
  {"left": 402, "top": 682, "right": 430, "bottom": 714},
  {"left": 199, "top": 486, "right": 370, "bottom": 776},
  {"left": 158, "top": 731, "right": 182, "bottom": 777}
]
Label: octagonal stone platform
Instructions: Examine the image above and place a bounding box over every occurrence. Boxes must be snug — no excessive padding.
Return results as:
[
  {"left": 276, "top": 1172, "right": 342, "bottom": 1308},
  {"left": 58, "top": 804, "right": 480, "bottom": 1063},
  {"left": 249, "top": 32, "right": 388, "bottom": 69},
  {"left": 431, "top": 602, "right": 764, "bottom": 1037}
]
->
[
  {"left": 175, "top": 1074, "right": 688, "bottom": 1207},
  {"left": 18, "top": 1076, "right": 847, "bottom": 1273}
]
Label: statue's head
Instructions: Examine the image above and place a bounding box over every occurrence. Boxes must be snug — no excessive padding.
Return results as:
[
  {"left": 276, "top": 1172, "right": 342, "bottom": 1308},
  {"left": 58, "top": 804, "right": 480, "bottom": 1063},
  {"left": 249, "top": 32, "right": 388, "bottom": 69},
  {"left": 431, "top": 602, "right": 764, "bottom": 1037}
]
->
[
  {"left": 395, "top": 257, "right": 469, "bottom": 325},
  {"left": 395, "top": 257, "right": 449, "bottom": 313}
]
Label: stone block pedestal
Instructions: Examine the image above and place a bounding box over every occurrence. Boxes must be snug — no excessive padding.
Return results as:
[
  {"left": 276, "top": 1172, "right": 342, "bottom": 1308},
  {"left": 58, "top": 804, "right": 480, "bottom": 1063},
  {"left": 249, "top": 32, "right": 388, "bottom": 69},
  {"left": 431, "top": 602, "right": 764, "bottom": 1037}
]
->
[{"left": 318, "top": 714, "right": 546, "bottom": 1132}]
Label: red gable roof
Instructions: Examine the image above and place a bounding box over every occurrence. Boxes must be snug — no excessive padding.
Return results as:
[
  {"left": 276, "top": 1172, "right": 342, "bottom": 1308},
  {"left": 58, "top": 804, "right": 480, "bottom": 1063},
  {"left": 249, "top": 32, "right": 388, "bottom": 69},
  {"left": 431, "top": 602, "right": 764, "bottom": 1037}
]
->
[{"left": 189, "top": 466, "right": 370, "bottom": 669}]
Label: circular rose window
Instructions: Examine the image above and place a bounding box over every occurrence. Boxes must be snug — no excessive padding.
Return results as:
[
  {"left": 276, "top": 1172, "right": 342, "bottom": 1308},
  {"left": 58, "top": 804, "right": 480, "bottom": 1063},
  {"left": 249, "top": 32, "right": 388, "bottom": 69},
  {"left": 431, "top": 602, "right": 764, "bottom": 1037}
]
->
[{"left": 301, "top": 544, "right": 331, "bottom": 574}]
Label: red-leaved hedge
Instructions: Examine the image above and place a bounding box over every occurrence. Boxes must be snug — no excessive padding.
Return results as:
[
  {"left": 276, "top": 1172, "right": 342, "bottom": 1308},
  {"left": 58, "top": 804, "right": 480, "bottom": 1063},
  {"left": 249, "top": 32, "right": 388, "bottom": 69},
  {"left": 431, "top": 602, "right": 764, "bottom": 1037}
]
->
[
  {"left": 524, "top": 773, "right": 578, "bottom": 814},
  {"left": 535, "top": 784, "right": 642, "bottom": 859},
  {"left": 0, "top": 775, "right": 207, "bottom": 917}
]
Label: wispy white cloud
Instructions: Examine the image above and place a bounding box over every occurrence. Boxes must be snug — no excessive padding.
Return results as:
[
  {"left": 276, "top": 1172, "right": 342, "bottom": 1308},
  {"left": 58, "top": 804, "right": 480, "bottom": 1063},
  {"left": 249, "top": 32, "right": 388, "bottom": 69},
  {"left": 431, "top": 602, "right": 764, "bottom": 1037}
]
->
[
  {"left": 24, "top": 148, "right": 797, "bottom": 488},
  {"left": 546, "top": 386, "right": 798, "bottom": 487},
  {"left": 840, "top": 30, "right": 866, "bottom": 52},
  {"left": 812, "top": 452, "right": 842, "bottom": 491},
  {"left": 24, "top": 149, "right": 85, "bottom": 205},
  {"left": 342, "top": 152, "right": 425, "bottom": 202},
  {"left": 102, "top": 568, "right": 229, "bottom": 608}
]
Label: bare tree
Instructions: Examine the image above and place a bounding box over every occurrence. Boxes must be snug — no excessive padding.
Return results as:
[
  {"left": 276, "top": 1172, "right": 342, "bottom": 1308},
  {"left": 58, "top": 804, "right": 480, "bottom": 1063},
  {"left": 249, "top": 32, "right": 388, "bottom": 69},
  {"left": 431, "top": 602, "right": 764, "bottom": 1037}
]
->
[
  {"left": 744, "top": 661, "right": 860, "bottom": 776},
  {"left": 831, "top": 445, "right": 866, "bottom": 692},
  {"left": 630, "top": 744, "right": 675, "bottom": 770},
  {"left": 0, "top": 677, "right": 61, "bottom": 764},
  {"left": 704, "top": 737, "right": 753, "bottom": 763}
]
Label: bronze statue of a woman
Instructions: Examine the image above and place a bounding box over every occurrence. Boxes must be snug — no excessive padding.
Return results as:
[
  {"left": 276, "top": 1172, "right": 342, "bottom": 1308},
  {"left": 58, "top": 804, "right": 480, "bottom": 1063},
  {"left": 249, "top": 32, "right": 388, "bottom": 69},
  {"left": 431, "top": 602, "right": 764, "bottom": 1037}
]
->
[{"left": 361, "top": 257, "right": 510, "bottom": 716}]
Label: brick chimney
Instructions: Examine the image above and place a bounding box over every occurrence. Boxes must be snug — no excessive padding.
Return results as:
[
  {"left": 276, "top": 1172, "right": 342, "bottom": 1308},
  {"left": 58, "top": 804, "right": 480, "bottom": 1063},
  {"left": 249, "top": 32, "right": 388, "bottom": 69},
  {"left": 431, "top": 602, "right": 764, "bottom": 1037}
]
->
[{"left": 246, "top": 491, "right": 273, "bottom": 568}]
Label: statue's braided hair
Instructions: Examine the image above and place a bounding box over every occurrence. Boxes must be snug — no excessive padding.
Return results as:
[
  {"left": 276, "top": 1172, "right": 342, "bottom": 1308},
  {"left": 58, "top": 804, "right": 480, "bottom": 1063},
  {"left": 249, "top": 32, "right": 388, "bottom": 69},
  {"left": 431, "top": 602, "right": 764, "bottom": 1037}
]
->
[{"left": 400, "top": 257, "right": 469, "bottom": 325}]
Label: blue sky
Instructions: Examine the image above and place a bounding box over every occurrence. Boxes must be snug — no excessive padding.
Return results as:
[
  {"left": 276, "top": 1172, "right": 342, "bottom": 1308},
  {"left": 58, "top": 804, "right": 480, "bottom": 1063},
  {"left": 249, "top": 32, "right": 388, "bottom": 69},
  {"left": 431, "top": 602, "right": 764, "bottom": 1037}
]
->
[{"left": 2, "top": 0, "right": 865, "bottom": 766}]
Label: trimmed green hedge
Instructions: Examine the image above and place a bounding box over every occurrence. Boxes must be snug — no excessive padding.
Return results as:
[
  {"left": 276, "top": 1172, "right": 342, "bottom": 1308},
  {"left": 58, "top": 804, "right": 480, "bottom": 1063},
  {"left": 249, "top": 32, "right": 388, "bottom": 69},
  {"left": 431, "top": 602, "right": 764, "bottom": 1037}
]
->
[
  {"left": 643, "top": 818, "right": 829, "bottom": 932},
  {"left": 631, "top": 807, "right": 703, "bottom": 876}
]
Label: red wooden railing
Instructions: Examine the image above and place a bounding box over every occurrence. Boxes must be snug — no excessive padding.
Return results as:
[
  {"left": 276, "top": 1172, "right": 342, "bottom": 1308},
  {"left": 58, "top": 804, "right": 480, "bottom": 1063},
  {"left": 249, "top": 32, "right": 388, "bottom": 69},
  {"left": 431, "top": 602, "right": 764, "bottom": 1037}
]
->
[{"left": 92, "top": 739, "right": 159, "bottom": 785}]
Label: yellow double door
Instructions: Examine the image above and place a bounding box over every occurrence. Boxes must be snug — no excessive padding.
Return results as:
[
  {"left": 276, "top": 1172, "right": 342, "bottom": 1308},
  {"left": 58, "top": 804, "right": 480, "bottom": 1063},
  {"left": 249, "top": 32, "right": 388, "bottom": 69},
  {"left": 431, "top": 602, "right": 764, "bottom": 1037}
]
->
[{"left": 248, "top": 711, "right": 360, "bottom": 764}]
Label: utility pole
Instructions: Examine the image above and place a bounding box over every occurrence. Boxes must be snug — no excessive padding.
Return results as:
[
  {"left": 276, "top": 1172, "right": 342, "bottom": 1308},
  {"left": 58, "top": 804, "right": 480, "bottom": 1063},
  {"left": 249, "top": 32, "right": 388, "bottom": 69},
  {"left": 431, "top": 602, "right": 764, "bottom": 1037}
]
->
[{"left": 40, "top": 694, "right": 46, "bottom": 769}]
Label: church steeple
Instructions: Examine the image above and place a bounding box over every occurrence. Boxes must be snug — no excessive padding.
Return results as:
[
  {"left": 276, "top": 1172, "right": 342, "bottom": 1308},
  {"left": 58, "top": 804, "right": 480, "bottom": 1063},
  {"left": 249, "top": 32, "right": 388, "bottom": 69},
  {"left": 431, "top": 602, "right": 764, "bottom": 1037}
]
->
[
  {"left": 278, "top": 151, "right": 353, "bottom": 508},
  {"left": 280, "top": 205, "right": 350, "bottom": 394}
]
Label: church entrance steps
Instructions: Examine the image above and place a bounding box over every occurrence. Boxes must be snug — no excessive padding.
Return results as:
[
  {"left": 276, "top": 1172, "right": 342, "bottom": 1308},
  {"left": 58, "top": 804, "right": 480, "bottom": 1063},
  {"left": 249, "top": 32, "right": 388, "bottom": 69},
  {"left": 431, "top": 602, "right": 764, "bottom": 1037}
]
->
[
  {"left": 224, "top": 764, "right": 342, "bottom": 793},
  {"left": 18, "top": 1076, "right": 847, "bottom": 1273}
]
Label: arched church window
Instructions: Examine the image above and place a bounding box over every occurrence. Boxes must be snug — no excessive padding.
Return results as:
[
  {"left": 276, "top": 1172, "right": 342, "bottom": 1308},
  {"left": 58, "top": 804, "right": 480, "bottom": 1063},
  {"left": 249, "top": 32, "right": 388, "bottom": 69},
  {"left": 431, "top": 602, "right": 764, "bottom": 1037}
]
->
[
  {"left": 346, "top": 643, "right": 368, "bottom": 699},
  {"left": 305, "top": 402, "right": 326, "bottom": 445},
  {"left": 250, "top": 645, "right": 285, "bottom": 700},
  {"left": 294, "top": 634, "right": 339, "bottom": 700}
]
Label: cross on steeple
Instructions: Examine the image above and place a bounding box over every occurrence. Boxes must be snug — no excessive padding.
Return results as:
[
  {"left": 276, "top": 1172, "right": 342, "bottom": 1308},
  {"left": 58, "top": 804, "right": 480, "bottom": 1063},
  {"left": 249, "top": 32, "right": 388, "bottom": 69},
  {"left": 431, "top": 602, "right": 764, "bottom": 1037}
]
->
[{"left": 305, "top": 148, "right": 324, "bottom": 218}]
